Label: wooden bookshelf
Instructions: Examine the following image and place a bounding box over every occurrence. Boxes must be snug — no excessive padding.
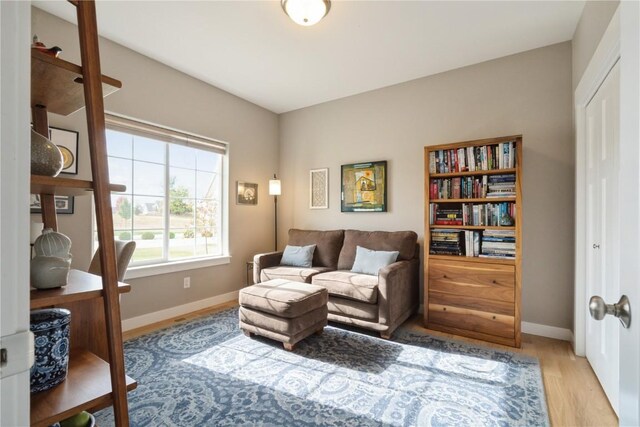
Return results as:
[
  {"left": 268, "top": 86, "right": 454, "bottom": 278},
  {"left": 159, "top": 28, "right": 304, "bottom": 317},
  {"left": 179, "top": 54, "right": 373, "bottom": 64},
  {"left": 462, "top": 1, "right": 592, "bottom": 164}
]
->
[
  {"left": 31, "top": 175, "right": 125, "bottom": 197},
  {"left": 29, "top": 1, "right": 132, "bottom": 425},
  {"left": 30, "top": 350, "right": 136, "bottom": 427},
  {"left": 424, "top": 135, "right": 522, "bottom": 348}
]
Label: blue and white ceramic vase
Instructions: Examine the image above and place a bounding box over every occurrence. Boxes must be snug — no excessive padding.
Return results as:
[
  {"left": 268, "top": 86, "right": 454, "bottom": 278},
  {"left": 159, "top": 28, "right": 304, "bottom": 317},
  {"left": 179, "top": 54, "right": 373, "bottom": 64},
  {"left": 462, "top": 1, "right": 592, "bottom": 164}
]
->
[{"left": 30, "top": 308, "right": 71, "bottom": 393}]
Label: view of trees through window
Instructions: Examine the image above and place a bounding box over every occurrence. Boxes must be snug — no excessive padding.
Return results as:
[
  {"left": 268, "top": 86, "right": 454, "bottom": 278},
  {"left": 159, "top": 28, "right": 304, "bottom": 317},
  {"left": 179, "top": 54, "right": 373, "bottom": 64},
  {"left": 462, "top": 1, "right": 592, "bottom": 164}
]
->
[{"left": 99, "top": 128, "right": 223, "bottom": 265}]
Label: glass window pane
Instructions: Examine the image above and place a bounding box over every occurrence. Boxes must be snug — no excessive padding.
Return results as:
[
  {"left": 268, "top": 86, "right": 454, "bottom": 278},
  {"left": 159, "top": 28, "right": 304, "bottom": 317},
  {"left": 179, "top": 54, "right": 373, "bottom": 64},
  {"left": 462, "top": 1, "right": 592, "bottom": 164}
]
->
[
  {"left": 169, "top": 228, "right": 196, "bottom": 260},
  {"left": 169, "top": 144, "right": 196, "bottom": 169},
  {"left": 196, "top": 229, "right": 220, "bottom": 256},
  {"left": 170, "top": 168, "right": 196, "bottom": 198},
  {"left": 169, "top": 198, "right": 194, "bottom": 228},
  {"left": 196, "top": 171, "right": 217, "bottom": 199},
  {"left": 132, "top": 196, "right": 164, "bottom": 230},
  {"left": 133, "top": 161, "right": 165, "bottom": 196},
  {"left": 114, "top": 229, "right": 133, "bottom": 242},
  {"left": 106, "top": 129, "right": 133, "bottom": 159},
  {"left": 133, "top": 135, "right": 165, "bottom": 164},
  {"left": 196, "top": 150, "right": 219, "bottom": 172},
  {"left": 112, "top": 195, "right": 133, "bottom": 230},
  {"left": 131, "top": 229, "right": 163, "bottom": 263},
  {"left": 108, "top": 157, "right": 132, "bottom": 193},
  {"left": 194, "top": 200, "right": 217, "bottom": 234}
]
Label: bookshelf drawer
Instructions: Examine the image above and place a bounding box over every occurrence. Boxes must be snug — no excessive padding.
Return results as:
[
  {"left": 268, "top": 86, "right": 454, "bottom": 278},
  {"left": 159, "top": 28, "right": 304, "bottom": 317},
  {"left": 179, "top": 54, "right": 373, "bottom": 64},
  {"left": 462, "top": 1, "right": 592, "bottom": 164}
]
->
[
  {"left": 429, "top": 259, "right": 515, "bottom": 302},
  {"left": 428, "top": 303, "right": 515, "bottom": 339},
  {"left": 429, "top": 291, "right": 514, "bottom": 316}
]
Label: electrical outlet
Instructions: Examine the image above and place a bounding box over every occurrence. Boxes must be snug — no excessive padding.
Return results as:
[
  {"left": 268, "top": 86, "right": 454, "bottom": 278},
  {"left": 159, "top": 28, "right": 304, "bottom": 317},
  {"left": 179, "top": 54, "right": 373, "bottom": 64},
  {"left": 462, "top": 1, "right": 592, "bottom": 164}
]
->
[{"left": 183, "top": 277, "right": 191, "bottom": 289}]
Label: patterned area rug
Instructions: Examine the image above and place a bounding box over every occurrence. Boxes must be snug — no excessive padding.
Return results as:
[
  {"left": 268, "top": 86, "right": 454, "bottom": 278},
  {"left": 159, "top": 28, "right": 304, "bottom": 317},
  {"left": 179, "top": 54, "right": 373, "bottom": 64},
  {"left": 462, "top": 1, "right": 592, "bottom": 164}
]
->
[{"left": 96, "top": 308, "right": 549, "bottom": 426}]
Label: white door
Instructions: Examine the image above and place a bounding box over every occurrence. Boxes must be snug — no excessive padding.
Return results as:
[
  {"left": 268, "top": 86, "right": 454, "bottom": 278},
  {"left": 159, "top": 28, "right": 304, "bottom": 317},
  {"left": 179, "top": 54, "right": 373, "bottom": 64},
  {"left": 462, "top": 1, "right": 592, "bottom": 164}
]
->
[{"left": 585, "top": 61, "right": 620, "bottom": 414}]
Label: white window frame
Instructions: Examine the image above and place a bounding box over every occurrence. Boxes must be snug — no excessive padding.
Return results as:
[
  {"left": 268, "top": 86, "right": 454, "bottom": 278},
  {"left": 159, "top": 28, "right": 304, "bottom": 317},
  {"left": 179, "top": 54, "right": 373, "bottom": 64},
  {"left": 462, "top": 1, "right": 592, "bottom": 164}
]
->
[{"left": 92, "top": 112, "right": 231, "bottom": 279}]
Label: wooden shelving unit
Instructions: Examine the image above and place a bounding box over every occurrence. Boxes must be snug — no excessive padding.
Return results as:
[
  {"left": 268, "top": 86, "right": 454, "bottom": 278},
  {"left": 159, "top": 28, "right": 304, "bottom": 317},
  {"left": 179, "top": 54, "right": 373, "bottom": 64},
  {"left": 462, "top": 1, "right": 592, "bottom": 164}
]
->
[
  {"left": 424, "top": 135, "right": 523, "bottom": 348},
  {"left": 30, "top": 269, "right": 130, "bottom": 309},
  {"left": 29, "top": 1, "right": 133, "bottom": 425},
  {"left": 30, "top": 350, "right": 136, "bottom": 427},
  {"left": 31, "top": 175, "right": 125, "bottom": 197}
]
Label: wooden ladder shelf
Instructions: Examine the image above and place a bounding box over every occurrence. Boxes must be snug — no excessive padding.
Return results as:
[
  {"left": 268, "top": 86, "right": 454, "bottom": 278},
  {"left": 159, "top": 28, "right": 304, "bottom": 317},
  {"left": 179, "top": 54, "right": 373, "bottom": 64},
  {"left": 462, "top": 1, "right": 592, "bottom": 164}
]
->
[{"left": 30, "top": 1, "right": 134, "bottom": 426}]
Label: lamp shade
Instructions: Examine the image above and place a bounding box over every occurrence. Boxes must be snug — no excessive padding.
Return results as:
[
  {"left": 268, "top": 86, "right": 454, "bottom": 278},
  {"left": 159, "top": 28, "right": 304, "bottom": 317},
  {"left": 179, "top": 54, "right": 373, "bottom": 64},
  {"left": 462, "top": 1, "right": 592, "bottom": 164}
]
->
[
  {"left": 281, "top": 0, "right": 331, "bottom": 26},
  {"left": 269, "top": 178, "right": 282, "bottom": 196}
]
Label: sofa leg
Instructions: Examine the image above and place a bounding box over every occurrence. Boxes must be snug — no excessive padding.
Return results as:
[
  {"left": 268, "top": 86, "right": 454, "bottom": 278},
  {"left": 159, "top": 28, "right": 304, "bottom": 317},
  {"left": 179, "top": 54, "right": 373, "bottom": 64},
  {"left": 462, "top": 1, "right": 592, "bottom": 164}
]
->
[
  {"left": 283, "top": 342, "right": 294, "bottom": 351},
  {"left": 315, "top": 328, "right": 324, "bottom": 335},
  {"left": 380, "top": 331, "right": 392, "bottom": 340},
  {"left": 242, "top": 330, "right": 252, "bottom": 338}
]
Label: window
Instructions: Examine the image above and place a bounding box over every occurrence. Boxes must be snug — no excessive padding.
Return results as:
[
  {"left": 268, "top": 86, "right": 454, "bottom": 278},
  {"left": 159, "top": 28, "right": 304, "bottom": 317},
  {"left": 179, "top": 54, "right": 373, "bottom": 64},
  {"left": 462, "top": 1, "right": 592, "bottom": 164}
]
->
[{"left": 95, "top": 114, "right": 228, "bottom": 272}]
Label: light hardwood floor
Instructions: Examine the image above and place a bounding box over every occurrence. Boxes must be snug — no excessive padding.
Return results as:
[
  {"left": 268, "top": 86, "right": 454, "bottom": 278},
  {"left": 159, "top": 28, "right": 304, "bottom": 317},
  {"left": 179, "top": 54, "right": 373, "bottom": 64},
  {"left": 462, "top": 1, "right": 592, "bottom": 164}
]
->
[{"left": 123, "top": 303, "right": 617, "bottom": 427}]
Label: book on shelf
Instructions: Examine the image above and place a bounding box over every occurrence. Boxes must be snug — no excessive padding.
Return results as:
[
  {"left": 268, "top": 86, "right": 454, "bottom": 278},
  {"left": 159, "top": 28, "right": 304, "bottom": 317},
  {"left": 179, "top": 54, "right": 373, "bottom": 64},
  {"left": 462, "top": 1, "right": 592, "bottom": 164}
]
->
[
  {"left": 430, "top": 229, "right": 464, "bottom": 255},
  {"left": 430, "top": 176, "right": 491, "bottom": 199},
  {"left": 428, "top": 141, "right": 516, "bottom": 174},
  {"left": 431, "top": 202, "right": 515, "bottom": 227},
  {"left": 480, "top": 229, "right": 516, "bottom": 259}
]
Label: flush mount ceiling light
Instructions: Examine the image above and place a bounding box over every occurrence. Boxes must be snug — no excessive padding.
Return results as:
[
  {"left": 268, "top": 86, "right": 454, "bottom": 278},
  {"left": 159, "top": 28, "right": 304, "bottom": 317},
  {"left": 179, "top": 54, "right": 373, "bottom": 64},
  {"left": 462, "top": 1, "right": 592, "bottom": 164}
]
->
[{"left": 281, "top": 0, "right": 331, "bottom": 26}]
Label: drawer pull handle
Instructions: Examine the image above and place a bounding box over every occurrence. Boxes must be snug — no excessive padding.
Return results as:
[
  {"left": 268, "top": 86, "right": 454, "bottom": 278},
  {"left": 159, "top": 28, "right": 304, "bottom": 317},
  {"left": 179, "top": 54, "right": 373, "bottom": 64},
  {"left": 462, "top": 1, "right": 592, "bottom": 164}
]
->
[
  {"left": 443, "top": 307, "right": 447, "bottom": 311},
  {"left": 443, "top": 275, "right": 448, "bottom": 279},
  {"left": 492, "top": 280, "right": 497, "bottom": 284},
  {"left": 492, "top": 316, "right": 496, "bottom": 320}
]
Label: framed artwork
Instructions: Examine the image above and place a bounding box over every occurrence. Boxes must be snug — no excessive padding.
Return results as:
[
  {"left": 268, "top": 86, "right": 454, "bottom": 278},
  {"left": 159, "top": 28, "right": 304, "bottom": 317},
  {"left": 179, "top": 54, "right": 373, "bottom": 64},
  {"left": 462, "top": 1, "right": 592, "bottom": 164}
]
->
[
  {"left": 236, "top": 181, "right": 258, "bottom": 205},
  {"left": 341, "top": 160, "right": 387, "bottom": 212},
  {"left": 310, "top": 168, "right": 329, "bottom": 209},
  {"left": 30, "top": 194, "right": 75, "bottom": 214},
  {"left": 49, "top": 127, "right": 79, "bottom": 175}
]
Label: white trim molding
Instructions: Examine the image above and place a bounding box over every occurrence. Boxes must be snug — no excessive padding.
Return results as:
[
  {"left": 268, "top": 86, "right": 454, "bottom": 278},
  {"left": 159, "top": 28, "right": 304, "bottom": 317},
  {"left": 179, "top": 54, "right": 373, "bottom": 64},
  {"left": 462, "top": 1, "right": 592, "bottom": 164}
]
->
[
  {"left": 121, "top": 289, "right": 239, "bottom": 332},
  {"left": 125, "top": 255, "right": 231, "bottom": 279},
  {"left": 574, "top": 7, "right": 620, "bottom": 358},
  {"left": 521, "top": 322, "right": 573, "bottom": 342}
]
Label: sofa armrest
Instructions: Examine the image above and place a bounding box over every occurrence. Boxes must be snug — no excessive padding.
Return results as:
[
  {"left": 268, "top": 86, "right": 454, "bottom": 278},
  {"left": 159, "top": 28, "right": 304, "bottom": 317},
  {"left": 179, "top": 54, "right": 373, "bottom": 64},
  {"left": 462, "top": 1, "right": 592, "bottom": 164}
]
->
[
  {"left": 253, "top": 251, "right": 283, "bottom": 284},
  {"left": 377, "top": 257, "right": 420, "bottom": 329}
]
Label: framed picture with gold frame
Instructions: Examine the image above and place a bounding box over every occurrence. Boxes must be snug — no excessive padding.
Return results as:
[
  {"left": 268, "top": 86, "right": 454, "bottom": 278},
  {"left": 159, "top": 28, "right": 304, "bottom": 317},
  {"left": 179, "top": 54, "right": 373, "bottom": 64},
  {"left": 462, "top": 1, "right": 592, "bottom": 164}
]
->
[
  {"left": 340, "top": 161, "right": 387, "bottom": 212},
  {"left": 50, "top": 127, "right": 79, "bottom": 175}
]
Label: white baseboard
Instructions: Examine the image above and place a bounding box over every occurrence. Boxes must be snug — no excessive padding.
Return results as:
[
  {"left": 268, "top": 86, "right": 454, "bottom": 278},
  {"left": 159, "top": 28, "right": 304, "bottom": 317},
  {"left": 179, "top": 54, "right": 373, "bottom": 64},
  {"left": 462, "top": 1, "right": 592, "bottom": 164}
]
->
[
  {"left": 521, "top": 321, "right": 573, "bottom": 341},
  {"left": 121, "top": 290, "right": 239, "bottom": 332}
]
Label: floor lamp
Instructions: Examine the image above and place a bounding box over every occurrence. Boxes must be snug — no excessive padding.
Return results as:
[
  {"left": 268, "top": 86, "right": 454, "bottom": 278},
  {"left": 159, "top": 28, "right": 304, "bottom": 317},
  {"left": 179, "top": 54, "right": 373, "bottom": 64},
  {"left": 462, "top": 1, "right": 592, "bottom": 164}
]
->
[{"left": 269, "top": 174, "right": 281, "bottom": 252}]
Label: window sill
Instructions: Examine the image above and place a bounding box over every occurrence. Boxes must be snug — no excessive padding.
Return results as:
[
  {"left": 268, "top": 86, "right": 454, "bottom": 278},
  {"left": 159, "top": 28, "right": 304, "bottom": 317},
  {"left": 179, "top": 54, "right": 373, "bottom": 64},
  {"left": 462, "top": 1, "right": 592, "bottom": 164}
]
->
[{"left": 125, "top": 255, "right": 231, "bottom": 280}]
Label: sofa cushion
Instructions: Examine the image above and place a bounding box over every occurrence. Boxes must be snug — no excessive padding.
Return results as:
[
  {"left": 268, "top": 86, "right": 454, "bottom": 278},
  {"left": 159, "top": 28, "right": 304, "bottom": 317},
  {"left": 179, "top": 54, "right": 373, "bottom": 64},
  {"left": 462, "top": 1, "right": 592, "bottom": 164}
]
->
[
  {"left": 288, "top": 229, "right": 344, "bottom": 269},
  {"left": 239, "top": 279, "right": 328, "bottom": 318},
  {"left": 351, "top": 246, "right": 399, "bottom": 276},
  {"left": 338, "top": 230, "right": 418, "bottom": 271},
  {"left": 261, "top": 266, "right": 332, "bottom": 284},
  {"left": 281, "top": 244, "right": 316, "bottom": 268},
  {"left": 312, "top": 270, "right": 378, "bottom": 304}
]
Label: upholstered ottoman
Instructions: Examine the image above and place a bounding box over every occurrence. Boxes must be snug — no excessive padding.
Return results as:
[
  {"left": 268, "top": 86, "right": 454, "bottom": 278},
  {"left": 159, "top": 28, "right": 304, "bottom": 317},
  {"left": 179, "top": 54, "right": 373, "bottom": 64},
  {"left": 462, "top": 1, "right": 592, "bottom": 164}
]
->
[{"left": 239, "top": 279, "right": 328, "bottom": 350}]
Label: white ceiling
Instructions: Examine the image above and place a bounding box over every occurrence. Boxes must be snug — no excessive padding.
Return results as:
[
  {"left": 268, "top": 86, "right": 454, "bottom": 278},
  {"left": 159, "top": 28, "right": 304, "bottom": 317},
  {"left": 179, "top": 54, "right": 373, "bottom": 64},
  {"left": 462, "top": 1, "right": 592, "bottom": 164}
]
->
[{"left": 33, "top": 1, "right": 585, "bottom": 114}]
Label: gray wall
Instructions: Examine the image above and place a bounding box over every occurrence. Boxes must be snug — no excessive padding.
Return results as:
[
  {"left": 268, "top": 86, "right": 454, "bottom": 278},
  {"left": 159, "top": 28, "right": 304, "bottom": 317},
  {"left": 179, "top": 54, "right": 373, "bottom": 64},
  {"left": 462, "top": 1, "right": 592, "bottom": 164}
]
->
[
  {"left": 572, "top": 0, "right": 619, "bottom": 90},
  {"left": 31, "top": 8, "right": 279, "bottom": 320},
  {"left": 279, "top": 42, "right": 574, "bottom": 329}
]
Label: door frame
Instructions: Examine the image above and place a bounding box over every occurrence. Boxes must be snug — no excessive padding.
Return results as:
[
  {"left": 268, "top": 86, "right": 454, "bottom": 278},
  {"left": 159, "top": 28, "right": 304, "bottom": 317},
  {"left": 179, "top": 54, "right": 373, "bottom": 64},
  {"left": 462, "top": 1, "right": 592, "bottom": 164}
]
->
[
  {"left": 0, "top": 0, "right": 31, "bottom": 425},
  {"left": 617, "top": 2, "right": 640, "bottom": 425},
  {"left": 574, "top": 3, "right": 640, "bottom": 425}
]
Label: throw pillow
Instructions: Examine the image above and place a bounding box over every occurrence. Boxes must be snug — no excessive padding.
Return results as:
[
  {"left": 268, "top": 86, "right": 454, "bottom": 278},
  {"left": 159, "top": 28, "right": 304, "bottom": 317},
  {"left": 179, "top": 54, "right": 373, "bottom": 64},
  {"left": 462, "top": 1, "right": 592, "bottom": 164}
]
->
[
  {"left": 280, "top": 244, "right": 316, "bottom": 268},
  {"left": 351, "top": 246, "right": 399, "bottom": 276}
]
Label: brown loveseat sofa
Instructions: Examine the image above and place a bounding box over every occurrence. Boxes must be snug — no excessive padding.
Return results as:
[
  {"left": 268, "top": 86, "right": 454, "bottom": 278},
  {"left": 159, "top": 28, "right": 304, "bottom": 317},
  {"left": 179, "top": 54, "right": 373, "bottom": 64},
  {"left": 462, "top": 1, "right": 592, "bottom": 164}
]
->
[{"left": 253, "top": 229, "right": 420, "bottom": 339}]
